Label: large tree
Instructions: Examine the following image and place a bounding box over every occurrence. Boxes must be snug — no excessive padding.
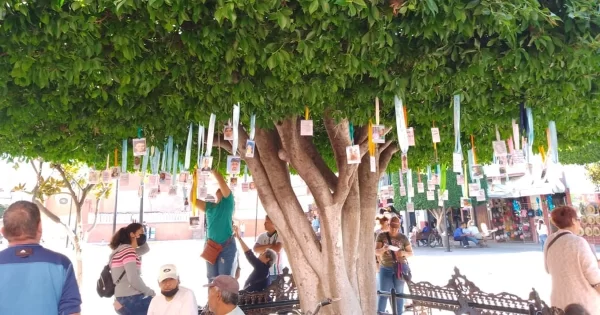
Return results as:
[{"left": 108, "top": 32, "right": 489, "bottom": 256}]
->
[{"left": 1, "top": 0, "right": 600, "bottom": 313}]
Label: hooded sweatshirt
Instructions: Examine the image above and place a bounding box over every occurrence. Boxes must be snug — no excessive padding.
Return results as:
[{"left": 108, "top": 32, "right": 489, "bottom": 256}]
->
[{"left": 110, "top": 243, "right": 155, "bottom": 298}]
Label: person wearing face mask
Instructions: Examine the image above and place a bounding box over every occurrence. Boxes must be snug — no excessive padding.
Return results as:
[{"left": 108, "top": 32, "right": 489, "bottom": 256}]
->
[
  {"left": 146, "top": 264, "right": 198, "bottom": 315},
  {"left": 109, "top": 223, "right": 155, "bottom": 315}
]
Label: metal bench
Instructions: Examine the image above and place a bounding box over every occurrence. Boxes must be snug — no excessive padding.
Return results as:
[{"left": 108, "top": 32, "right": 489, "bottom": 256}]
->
[
  {"left": 199, "top": 267, "right": 300, "bottom": 315},
  {"left": 378, "top": 267, "right": 564, "bottom": 315}
]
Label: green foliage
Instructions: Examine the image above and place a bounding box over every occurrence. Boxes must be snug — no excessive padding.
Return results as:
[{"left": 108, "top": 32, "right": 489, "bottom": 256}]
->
[
  {"left": 392, "top": 167, "right": 487, "bottom": 210},
  {"left": 0, "top": 204, "right": 7, "bottom": 217},
  {"left": 0, "top": 0, "right": 599, "bottom": 168},
  {"left": 585, "top": 163, "right": 600, "bottom": 185}
]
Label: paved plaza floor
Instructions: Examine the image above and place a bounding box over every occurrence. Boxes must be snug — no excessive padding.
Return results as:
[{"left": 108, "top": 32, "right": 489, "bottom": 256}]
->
[{"left": 1, "top": 239, "right": 559, "bottom": 314}]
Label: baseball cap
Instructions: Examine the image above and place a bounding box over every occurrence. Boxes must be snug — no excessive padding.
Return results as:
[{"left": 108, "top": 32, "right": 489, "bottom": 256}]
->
[
  {"left": 158, "top": 264, "right": 178, "bottom": 283},
  {"left": 203, "top": 275, "right": 239, "bottom": 294}
]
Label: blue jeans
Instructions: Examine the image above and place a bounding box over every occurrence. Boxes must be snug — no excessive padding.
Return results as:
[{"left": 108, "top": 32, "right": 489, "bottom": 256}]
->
[
  {"left": 206, "top": 237, "right": 237, "bottom": 282},
  {"left": 378, "top": 266, "right": 405, "bottom": 314},
  {"left": 116, "top": 294, "right": 152, "bottom": 315},
  {"left": 455, "top": 236, "right": 478, "bottom": 246},
  {"left": 539, "top": 234, "right": 547, "bottom": 250}
]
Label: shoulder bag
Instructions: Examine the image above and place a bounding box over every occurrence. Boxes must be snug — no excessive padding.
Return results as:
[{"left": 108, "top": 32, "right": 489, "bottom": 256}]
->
[{"left": 385, "top": 232, "right": 412, "bottom": 282}]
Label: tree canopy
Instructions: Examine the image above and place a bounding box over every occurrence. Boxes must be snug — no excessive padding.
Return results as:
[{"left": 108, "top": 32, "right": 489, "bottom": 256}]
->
[{"left": 0, "top": 0, "right": 599, "bottom": 167}]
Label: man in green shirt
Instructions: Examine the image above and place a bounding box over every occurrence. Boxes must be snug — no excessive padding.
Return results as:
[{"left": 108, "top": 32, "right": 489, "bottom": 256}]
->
[{"left": 196, "top": 170, "right": 237, "bottom": 282}]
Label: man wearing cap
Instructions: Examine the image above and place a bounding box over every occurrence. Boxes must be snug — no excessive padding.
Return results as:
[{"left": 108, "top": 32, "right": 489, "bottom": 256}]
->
[
  {"left": 205, "top": 275, "right": 245, "bottom": 315},
  {"left": 0, "top": 201, "right": 81, "bottom": 315},
  {"left": 147, "top": 264, "right": 198, "bottom": 315}
]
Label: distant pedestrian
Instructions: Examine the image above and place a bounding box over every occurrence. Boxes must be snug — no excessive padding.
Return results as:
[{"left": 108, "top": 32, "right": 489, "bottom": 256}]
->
[
  {"left": 538, "top": 219, "right": 548, "bottom": 250},
  {"left": 0, "top": 201, "right": 82, "bottom": 315}
]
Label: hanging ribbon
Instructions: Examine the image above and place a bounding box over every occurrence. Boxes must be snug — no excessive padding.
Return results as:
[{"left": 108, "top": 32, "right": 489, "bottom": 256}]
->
[
  {"left": 436, "top": 164, "right": 441, "bottom": 179},
  {"left": 172, "top": 148, "right": 179, "bottom": 179},
  {"left": 249, "top": 114, "right": 256, "bottom": 140},
  {"left": 526, "top": 108, "right": 534, "bottom": 162},
  {"left": 197, "top": 125, "right": 204, "bottom": 166},
  {"left": 141, "top": 148, "right": 149, "bottom": 183},
  {"left": 453, "top": 94, "right": 461, "bottom": 154},
  {"left": 470, "top": 135, "right": 477, "bottom": 164},
  {"left": 549, "top": 121, "right": 559, "bottom": 163},
  {"left": 439, "top": 164, "right": 447, "bottom": 192},
  {"left": 191, "top": 168, "right": 198, "bottom": 216},
  {"left": 375, "top": 97, "right": 380, "bottom": 126},
  {"left": 121, "top": 139, "right": 127, "bottom": 172},
  {"left": 399, "top": 170, "right": 404, "bottom": 187},
  {"left": 495, "top": 125, "right": 501, "bottom": 141},
  {"left": 114, "top": 148, "right": 118, "bottom": 167},
  {"left": 368, "top": 120, "right": 375, "bottom": 156},
  {"left": 151, "top": 149, "right": 160, "bottom": 175},
  {"left": 512, "top": 119, "right": 520, "bottom": 151},
  {"left": 184, "top": 123, "right": 193, "bottom": 170},
  {"left": 205, "top": 114, "right": 216, "bottom": 157},
  {"left": 427, "top": 165, "right": 432, "bottom": 181},
  {"left": 244, "top": 165, "right": 248, "bottom": 183},
  {"left": 507, "top": 137, "right": 515, "bottom": 154},
  {"left": 394, "top": 96, "right": 409, "bottom": 154},
  {"left": 432, "top": 121, "right": 438, "bottom": 161},
  {"left": 462, "top": 163, "right": 468, "bottom": 197},
  {"left": 407, "top": 170, "right": 413, "bottom": 203},
  {"left": 349, "top": 122, "right": 354, "bottom": 144},
  {"left": 539, "top": 146, "right": 547, "bottom": 163},
  {"left": 467, "top": 149, "right": 475, "bottom": 182},
  {"left": 305, "top": 106, "right": 310, "bottom": 121},
  {"left": 161, "top": 144, "right": 167, "bottom": 172},
  {"left": 232, "top": 103, "right": 240, "bottom": 155},
  {"left": 106, "top": 154, "right": 110, "bottom": 170},
  {"left": 167, "top": 136, "right": 174, "bottom": 174}
]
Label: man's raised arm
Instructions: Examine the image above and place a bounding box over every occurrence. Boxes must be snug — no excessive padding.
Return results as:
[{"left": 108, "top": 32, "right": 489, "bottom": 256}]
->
[{"left": 212, "top": 170, "right": 231, "bottom": 197}]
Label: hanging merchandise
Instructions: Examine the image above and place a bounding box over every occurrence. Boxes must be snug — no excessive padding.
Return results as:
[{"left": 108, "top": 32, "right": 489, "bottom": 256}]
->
[
  {"left": 452, "top": 94, "right": 462, "bottom": 173},
  {"left": 373, "top": 97, "right": 385, "bottom": 144},
  {"left": 431, "top": 121, "right": 439, "bottom": 162},
  {"left": 89, "top": 170, "right": 100, "bottom": 184},
  {"left": 224, "top": 119, "right": 234, "bottom": 141},
  {"left": 232, "top": 103, "right": 240, "bottom": 154},
  {"left": 547, "top": 195, "right": 555, "bottom": 211},
  {"left": 300, "top": 106, "right": 313, "bottom": 136},
  {"left": 246, "top": 114, "right": 256, "bottom": 158},
  {"left": 346, "top": 123, "right": 360, "bottom": 164}
]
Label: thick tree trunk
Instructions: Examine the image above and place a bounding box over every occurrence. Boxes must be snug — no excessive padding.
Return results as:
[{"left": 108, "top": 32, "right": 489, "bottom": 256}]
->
[{"left": 216, "top": 116, "right": 398, "bottom": 314}]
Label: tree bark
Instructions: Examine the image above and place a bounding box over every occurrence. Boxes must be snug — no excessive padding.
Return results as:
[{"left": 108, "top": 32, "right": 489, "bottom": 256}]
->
[{"left": 214, "top": 117, "right": 396, "bottom": 314}]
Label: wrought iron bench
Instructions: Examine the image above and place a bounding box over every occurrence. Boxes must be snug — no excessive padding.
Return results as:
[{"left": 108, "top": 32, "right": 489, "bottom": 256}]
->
[
  {"left": 378, "top": 267, "right": 564, "bottom": 315},
  {"left": 199, "top": 267, "right": 300, "bottom": 315}
]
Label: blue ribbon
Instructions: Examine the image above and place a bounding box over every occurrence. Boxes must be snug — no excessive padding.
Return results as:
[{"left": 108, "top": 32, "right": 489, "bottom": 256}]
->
[{"left": 349, "top": 123, "right": 354, "bottom": 144}]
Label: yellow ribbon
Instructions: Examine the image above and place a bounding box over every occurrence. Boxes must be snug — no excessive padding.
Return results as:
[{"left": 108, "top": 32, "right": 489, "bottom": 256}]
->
[
  {"left": 539, "top": 146, "right": 546, "bottom": 163},
  {"left": 191, "top": 168, "right": 198, "bottom": 216},
  {"left": 471, "top": 135, "right": 477, "bottom": 165},
  {"left": 304, "top": 106, "right": 310, "bottom": 120},
  {"left": 368, "top": 120, "right": 375, "bottom": 156}
]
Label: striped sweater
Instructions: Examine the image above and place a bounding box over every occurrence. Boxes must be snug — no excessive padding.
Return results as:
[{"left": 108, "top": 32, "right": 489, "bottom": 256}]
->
[{"left": 110, "top": 243, "right": 155, "bottom": 298}]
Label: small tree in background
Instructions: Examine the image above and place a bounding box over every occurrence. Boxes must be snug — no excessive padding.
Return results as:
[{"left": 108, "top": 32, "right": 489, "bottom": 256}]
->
[
  {"left": 585, "top": 164, "right": 600, "bottom": 191},
  {"left": 12, "top": 159, "right": 111, "bottom": 286}
]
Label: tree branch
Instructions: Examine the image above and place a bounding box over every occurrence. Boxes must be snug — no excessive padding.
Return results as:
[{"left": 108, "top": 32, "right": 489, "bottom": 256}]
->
[
  {"left": 379, "top": 144, "right": 399, "bottom": 176},
  {"left": 55, "top": 164, "right": 79, "bottom": 201},
  {"left": 323, "top": 114, "right": 358, "bottom": 205},
  {"left": 276, "top": 118, "right": 333, "bottom": 206}
]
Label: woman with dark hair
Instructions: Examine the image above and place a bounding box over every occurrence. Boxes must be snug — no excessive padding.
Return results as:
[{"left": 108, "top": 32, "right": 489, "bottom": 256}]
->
[
  {"left": 544, "top": 206, "right": 600, "bottom": 311},
  {"left": 110, "top": 223, "right": 155, "bottom": 314}
]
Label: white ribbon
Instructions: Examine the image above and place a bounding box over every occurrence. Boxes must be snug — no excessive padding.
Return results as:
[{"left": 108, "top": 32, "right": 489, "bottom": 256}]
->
[
  {"left": 205, "top": 114, "right": 216, "bottom": 156},
  {"left": 121, "top": 139, "right": 127, "bottom": 173},
  {"left": 184, "top": 123, "right": 193, "bottom": 170},
  {"left": 167, "top": 136, "right": 174, "bottom": 174},
  {"left": 232, "top": 103, "right": 240, "bottom": 155},
  {"left": 197, "top": 125, "right": 204, "bottom": 166},
  {"left": 453, "top": 94, "right": 461, "bottom": 154},
  {"left": 394, "top": 96, "right": 409, "bottom": 154},
  {"left": 172, "top": 149, "right": 178, "bottom": 178},
  {"left": 549, "top": 121, "right": 559, "bottom": 163},
  {"left": 407, "top": 169, "right": 413, "bottom": 203},
  {"left": 249, "top": 114, "right": 256, "bottom": 140},
  {"left": 512, "top": 119, "right": 520, "bottom": 151}
]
